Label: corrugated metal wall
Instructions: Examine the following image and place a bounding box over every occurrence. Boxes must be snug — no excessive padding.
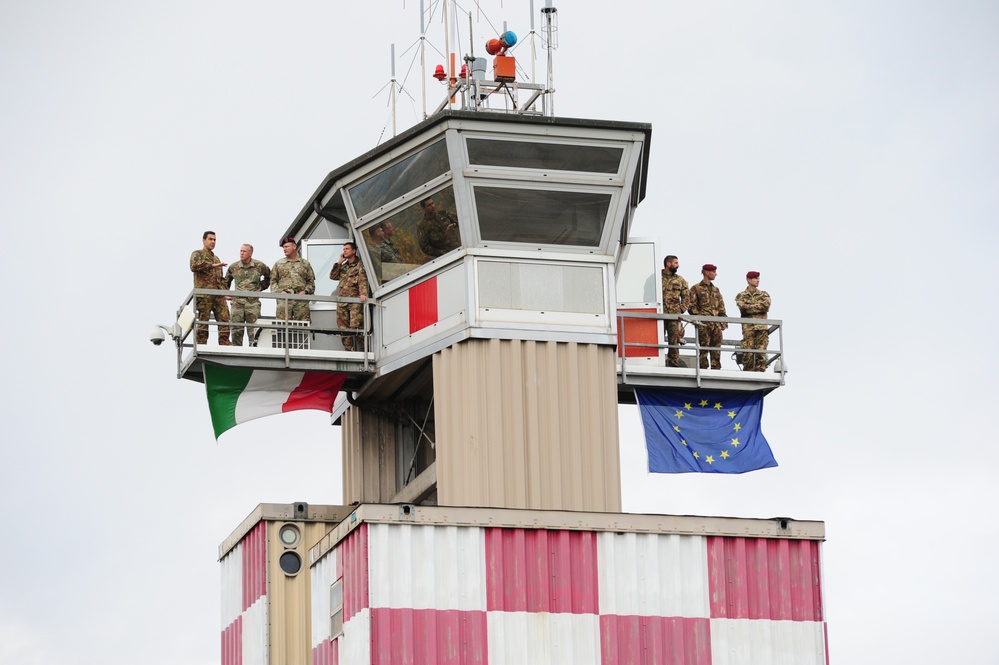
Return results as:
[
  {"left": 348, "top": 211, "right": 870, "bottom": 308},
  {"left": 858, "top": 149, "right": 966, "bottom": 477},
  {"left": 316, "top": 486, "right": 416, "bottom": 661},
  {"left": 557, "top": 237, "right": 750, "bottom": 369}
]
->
[
  {"left": 311, "top": 518, "right": 827, "bottom": 665},
  {"left": 220, "top": 521, "right": 267, "bottom": 665},
  {"left": 435, "top": 338, "right": 622, "bottom": 512}
]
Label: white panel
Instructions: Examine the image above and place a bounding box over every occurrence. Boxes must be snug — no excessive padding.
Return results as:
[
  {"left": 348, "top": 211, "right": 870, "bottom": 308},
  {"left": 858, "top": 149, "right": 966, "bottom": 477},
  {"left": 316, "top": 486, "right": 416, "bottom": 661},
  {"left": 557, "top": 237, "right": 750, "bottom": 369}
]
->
[
  {"left": 597, "top": 532, "right": 709, "bottom": 618},
  {"left": 220, "top": 545, "right": 243, "bottom": 629},
  {"left": 616, "top": 241, "right": 658, "bottom": 305},
  {"left": 709, "top": 619, "right": 826, "bottom": 665},
  {"left": 479, "top": 262, "right": 605, "bottom": 313},
  {"left": 340, "top": 607, "right": 371, "bottom": 665},
  {"left": 310, "top": 552, "right": 336, "bottom": 647},
  {"left": 241, "top": 596, "right": 269, "bottom": 665},
  {"left": 381, "top": 289, "right": 411, "bottom": 345},
  {"left": 437, "top": 265, "right": 466, "bottom": 320},
  {"left": 368, "top": 523, "right": 486, "bottom": 610},
  {"left": 487, "top": 612, "right": 601, "bottom": 665}
]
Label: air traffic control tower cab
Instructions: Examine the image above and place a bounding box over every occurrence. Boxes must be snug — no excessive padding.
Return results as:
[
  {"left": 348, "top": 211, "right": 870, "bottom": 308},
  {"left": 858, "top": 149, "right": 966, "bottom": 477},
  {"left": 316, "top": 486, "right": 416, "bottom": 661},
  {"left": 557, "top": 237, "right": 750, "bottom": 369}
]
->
[{"left": 284, "top": 111, "right": 653, "bottom": 512}]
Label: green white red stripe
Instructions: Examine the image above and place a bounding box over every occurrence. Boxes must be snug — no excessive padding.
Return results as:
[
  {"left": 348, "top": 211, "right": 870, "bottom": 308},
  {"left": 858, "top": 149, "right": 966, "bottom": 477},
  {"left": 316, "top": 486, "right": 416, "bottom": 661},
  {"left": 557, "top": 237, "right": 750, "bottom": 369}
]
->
[{"left": 204, "top": 365, "right": 346, "bottom": 439}]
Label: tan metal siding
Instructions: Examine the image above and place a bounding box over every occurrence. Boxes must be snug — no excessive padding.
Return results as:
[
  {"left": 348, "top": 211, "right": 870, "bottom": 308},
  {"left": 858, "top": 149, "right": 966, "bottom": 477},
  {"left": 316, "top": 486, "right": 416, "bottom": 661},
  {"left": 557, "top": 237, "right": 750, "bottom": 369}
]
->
[{"left": 435, "top": 338, "right": 621, "bottom": 512}]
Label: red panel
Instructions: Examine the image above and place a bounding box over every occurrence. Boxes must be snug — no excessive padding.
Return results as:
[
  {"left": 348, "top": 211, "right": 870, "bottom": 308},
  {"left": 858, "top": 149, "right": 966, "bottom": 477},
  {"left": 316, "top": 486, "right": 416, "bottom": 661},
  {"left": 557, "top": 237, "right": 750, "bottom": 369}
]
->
[
  {"left": 485, "top": 528, "right": 598, "bottom": 614},
  {"left": 242, "top": 521, "right": 266, "bottom": 610},
  {"left": 342, "top": 524, "right": 370, "bottom": 622},
  {"left": 599, "top": 615, "right": 711, "bottom": 665},
  {"left": 221, "top": 614, "right": 243, "bottom": 665},
  {"left": 409, "top": 277, "right": 439, "bottom": 333},
  {"left": 707, "top": 537, "right": 823, "bottom": 621},
  {"left": 313, "top": 638, "right": 338, "bottom": 665},
  {"left": 617, "top": 308, "right": 659, "bottom": 358},
  {"left": 370, "top": 608, "right": 488, "bottom": 665}
]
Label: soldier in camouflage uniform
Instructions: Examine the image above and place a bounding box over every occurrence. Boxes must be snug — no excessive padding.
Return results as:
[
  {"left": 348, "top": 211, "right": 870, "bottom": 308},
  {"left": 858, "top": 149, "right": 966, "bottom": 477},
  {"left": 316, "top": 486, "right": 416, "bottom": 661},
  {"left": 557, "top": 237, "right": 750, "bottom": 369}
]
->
[
  {"left": 379, "top": 222, "right": 403, "bottom": 264},
  {"left": 735, "top": 271, "right": 771, "bottom": 372},
  {"left": 271, "top": 237, "right": 315, "bottom": 322},
  {"left": 224, "top": 243, "right": 271, "bottom": 346},
  {"left": 190, "top": 231, "right": 230, "bottom": 345},
  {"left": 417, "top": 197, "right": 461, "bottom": 258},
  {"left": 329, "top": 241, "right": 369, "bottom": 352},
  {"left": 661, "top": 254, "right": 690, "bottom": 368},
  {"left": 688, "top": 264, "right": 727, "bottom": 370}
]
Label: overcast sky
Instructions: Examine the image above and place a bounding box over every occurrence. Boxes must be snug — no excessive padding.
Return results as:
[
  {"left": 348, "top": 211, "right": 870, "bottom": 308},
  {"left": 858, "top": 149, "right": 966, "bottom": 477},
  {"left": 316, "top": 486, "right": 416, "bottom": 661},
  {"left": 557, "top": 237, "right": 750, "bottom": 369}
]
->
[{"left": 2, "top": 1, "right": 997, "bottom": 663}]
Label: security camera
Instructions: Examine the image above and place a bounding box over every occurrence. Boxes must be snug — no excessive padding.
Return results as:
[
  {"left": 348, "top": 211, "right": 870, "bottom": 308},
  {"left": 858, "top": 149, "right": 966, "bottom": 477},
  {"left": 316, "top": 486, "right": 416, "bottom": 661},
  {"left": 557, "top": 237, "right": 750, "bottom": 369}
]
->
[{"left": 150, "top": 327, "right": 167, "bottom": 346}]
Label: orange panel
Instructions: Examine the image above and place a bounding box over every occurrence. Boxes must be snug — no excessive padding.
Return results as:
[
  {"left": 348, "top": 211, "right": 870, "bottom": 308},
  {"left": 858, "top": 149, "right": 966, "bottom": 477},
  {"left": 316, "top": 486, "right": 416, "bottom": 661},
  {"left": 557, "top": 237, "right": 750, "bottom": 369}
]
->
[
  {"left": 617, "top": 308, "right": 659, "bottom": 358},
  {"left": 493, "top": 56, "right": 516, "bottom": 81}
]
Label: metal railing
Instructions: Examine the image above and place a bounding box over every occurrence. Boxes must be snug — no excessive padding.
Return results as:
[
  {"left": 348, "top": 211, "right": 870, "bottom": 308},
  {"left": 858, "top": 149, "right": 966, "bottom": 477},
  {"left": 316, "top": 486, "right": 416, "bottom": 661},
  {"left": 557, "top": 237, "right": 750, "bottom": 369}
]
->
[
  {"left": 177, "top": 288, "right": 377, "bottom": 372},
  {"left": 615, "top": 311, "right": 785, "bottom": 386}
]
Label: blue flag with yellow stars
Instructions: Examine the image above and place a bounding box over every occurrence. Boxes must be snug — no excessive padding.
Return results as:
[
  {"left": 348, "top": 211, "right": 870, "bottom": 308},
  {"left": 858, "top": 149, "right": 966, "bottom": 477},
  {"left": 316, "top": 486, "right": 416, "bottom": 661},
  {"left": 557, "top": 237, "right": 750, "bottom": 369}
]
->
[{"left": 635, "top": 388, "right": 778, "bottom": 474}]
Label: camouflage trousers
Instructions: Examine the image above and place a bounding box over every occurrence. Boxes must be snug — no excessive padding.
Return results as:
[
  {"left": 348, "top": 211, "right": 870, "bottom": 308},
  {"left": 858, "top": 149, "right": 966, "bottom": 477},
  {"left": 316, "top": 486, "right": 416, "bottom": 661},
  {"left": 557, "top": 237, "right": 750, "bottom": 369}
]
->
[
  {"left": 195, "top": 296, "right": 230, "bottom": 345},
  {"left": 664, "top": 319, "right": 684, "bottom": 367},
  {"left": 697, "top": 322, "right": 723, "bottom": 370},
  {"left": 276, "top": 297, "right": 310, "bottom": 322},
  {"left": 740, "top": 327, "right": 770, "bottom": 372},
  {"left": 230, "top": 299, "right": 261, "bottom": 347},
  {"left": 337, "top": 302, "right": 365, "bottom": 352}
]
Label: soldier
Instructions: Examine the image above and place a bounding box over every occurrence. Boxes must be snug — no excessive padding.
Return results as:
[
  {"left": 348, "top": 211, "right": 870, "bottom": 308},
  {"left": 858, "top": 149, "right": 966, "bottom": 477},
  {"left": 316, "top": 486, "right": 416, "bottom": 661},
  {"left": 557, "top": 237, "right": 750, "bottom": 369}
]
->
[
  {"left": 271, "top": 237, "right": 315, "bottom": 321},
  {"left": 417, "top": 196, "right": 460, "bottom": 258},
  {"left": 189, "top": 231, "right": 230, "bottom": 345},
  {"left": 688, "top": 264, "right": 727, "bottom": 370},
  {"left": 329, "top": 241, "right": 369, "bottom": 352},
  {"left": 224, "top": 243, "right": 271, "bottom": 346},
  {"left": 661, "top": 254, "right": 690, "bottom": 368},
  {"left": 378, "top": 221, "right": 403, "bottom": 264},
  {"left": 735, "top": 270, "right": 772, "bottom": 372}
]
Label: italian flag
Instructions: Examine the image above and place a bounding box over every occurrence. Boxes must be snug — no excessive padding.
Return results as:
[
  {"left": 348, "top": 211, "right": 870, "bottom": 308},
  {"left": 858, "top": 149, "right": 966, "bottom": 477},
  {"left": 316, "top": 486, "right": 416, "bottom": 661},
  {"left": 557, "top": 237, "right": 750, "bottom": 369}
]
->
[{"left": 203, "top": 365, "right": 347, "bottom": 439}]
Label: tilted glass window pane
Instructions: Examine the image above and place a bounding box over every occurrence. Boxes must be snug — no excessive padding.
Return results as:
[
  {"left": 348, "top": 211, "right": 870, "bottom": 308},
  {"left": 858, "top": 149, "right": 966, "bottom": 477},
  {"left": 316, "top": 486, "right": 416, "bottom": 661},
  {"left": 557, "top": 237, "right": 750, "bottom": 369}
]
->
[
  {"left": 360, "top": 185, "right": 462, "bottom": 284},
  {"left": 466, "top": 139, "right": 623, "bottom": 174},
  {"left": 348, "top": 140, "right": 450, "bottom": 218},
  {"left": 475, "top": 187, "right": 610, "bottom": 246}
]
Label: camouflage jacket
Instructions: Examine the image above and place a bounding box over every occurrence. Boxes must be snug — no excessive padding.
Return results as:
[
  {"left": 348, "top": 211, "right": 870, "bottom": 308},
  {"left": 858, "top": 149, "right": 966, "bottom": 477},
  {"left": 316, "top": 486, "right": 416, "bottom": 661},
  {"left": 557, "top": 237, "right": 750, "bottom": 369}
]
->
[
  {"left": 418, "top": 210, "right": 460, "bottom": 257},
  {"left": 190, "top": 248, "right": 225, "bottom": 290},
  {"left": 689, "top": 281, "right": 726, "bottom": 318},
  {"left": 271, "top": 257, "right": 315, "bottom": 295},
  {"left": 225, "top": 259, "right": 271, "bottom": 303},
  {"left": 380, "top": 238, "right": 403, "bottom": 264},
  {"left": 329, "top": 259, "right": 369, "bottom": 299},
  {"left": 661, "top": 271, "right": 690, "bottom": 315},
  {"left": 735, "top": 288, "right": 771, "bottom": 326}
]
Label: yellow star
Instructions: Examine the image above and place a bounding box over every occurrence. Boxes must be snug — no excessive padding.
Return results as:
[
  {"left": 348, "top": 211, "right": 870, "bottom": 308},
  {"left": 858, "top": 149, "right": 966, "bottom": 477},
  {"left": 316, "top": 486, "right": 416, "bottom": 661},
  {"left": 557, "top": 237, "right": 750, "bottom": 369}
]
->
[
  {"left": 684, "top": 403, "right": 693, "bottom": 411},
  {"left": 700, "top": 399, "right": 708, "bottom": 407},
  {"left": 705, "top": 455, "right": 715, "bottom": 464},
  {"left": 734, "top": 423, "right": 742, "bottom": 432},
  {"left": 673, "top": 424, "right": 681, "bottom": 432},
  {"left": 674, "top": 410, "right": 684, "bottom": 418},
  {"left": 727, "top": 410, "right": 736, "bottom": 418},
  {"left": 681, "top": 439, "right": 687, "bottom": 446},
  {"left": 731, "top": 438, "right": 740, "bottom": 447},
  {"left": 720, "top": 450, "right": 730, "bottom": 459},
  {"left": 714, "top": 402, "right": 722, "bottom": 410},
  {"left": 693, "top": 451, "right": 700, "bottom": 459}
]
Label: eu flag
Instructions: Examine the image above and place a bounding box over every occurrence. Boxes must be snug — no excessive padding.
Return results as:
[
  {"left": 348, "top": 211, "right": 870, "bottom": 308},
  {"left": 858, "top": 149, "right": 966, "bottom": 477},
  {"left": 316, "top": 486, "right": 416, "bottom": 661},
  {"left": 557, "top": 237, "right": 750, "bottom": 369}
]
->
[{"left": 635, "top": 388, "right": 778, "bottom": 474}]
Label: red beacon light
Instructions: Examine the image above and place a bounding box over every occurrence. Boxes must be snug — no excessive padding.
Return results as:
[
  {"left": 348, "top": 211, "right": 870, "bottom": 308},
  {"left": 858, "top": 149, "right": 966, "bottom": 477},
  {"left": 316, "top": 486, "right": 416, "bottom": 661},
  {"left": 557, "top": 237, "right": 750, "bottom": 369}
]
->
[
  {"left": 433, "top": 64, "right": 447, "bottom": 81},
  {"left": 459, "top": 64, "right": 468, "bottom": 79}
]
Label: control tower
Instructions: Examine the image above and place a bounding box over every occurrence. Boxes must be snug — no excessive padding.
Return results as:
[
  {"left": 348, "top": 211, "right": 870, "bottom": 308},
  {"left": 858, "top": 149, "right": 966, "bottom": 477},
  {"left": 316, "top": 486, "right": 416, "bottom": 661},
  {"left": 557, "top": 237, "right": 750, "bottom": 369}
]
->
[{"left": 158, "top": 7, "right": 819, "bottom": 663}]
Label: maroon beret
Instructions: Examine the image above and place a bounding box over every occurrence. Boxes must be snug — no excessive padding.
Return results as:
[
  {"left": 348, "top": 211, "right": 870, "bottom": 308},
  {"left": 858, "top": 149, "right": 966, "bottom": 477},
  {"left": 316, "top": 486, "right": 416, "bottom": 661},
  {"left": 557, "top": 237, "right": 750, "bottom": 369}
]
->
[
  {"left": 746, "top": 271, "right": 760, "bottom": 279},
  {"left": 702, "top": 264, "right": 717, "bottom": 272},
  {"left": 280, "top": 236, "right": 296, "bottom": 246}
]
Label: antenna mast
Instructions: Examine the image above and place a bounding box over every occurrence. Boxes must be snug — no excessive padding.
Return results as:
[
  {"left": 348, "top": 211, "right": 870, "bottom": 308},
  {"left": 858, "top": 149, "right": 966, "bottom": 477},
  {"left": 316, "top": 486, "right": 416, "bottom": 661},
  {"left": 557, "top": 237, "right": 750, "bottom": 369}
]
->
[{"left": 541, "top": 1, "right": 557, "bottom": 116}]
